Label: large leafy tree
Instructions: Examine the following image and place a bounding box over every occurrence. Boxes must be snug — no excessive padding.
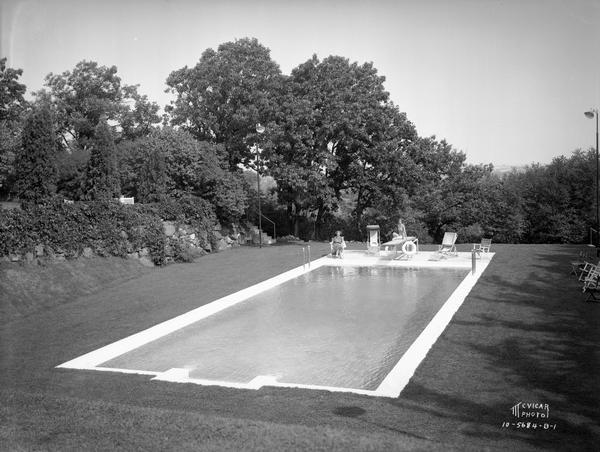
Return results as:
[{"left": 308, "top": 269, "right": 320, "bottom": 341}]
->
[
  {"left": 0, "top": 57, "right": 27, "bottom": 122},
  {"left": 361, "top": 136, "right": 470, "bottom": 241},
  {"left": 0, "top": 57, "right": 28, "bottom": 197},
  {"left": 414, "top": 160, "right": 494, "bottom": 242},
  {"left": 475, "top": 171, "right": 526, "bottom": 243},
  {"left": 118, "top": 128, "right": 248, "bottom": 222},
  {"left": 165, "top": 37, "right": 284, "bottom": 170},
  {"left": 83, "top": 119, "right": 120, "bottom": 200},
  {"left": 119, "top": 86, "right": 162, "bottom": 140},
  {"left": 263, "top": 55, "right": 418, "bottom": 237},
  {"left": 137, "top": 144, "right": 168, "bottom": 203},
  {"left": 55, "top": 146, "right": 90, "bottom": 201},
  {"left": 41, "top": 60, "right": 160, "bottom": 151},
  {"left": 12, "top": 104, "right": 58, "bottom": 202},
  {"left": 503, "top": 150, "right": 595, "bottom": 243}
]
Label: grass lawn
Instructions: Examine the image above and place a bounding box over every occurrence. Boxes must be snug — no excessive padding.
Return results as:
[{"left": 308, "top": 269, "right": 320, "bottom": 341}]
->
[{"left": 1, "top": 242, "right": 599, "bottom": 450}]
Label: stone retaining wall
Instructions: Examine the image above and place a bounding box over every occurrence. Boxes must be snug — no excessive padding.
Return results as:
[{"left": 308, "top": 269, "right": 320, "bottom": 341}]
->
[{"left": 2, "top": 221, "right": 251, "bottom": 267}]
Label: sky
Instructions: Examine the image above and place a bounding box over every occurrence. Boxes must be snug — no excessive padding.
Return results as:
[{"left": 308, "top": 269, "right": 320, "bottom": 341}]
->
[{"left": 1, "top": 0, "right": 599, "bottom": 166}]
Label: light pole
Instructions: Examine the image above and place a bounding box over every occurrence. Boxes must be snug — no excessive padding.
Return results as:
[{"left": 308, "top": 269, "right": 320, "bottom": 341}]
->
[
  {"left": 255, "top": 123, "right": 265, "bottom": 248},
  {"left": 585, "top": 109, "right": 599, "bottom": 250}
]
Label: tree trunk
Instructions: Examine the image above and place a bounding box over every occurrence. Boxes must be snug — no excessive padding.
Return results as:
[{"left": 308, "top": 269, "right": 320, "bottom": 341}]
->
[
  {"left": 315, "top": 199, "right": 326, "bottom": 240},
  {"left": 292, "top": 201, "right": 301, "bottom": 238},
  {"left": 353, "top": 186, "right": 365, "bottom": 239}
]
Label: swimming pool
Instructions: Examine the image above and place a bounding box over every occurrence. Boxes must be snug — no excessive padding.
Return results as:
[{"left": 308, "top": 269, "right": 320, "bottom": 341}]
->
[{"left": 58, "top": 251, "right": 493, "bottom": 397}]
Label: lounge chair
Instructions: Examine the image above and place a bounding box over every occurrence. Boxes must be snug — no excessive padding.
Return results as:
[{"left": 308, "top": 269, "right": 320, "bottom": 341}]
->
[
  {"left": 570, "top": 250, "right": 593, "bottom": 277},
  {"left": 438, "top": 232, "right": 458, "bottom": 257},
  {"left": 472, "top": 238, "right": 492, "bottom": 258},
  {"left": 578, "top": 261, "right": 599, "bottom": 282},
  {"left": 582, "top": 266, "right": 600, "bottom": 302}
]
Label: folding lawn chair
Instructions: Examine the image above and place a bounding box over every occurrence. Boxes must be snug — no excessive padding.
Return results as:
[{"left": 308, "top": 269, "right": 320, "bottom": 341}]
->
[
  {"left": 438, "top": 232, "right": 458, "bottom": 257},
  {"left": 582, "top": 266, "right": 600, "bottom": 302},
  {"left": 570, "top": 250, "right": 594, "bottom": 277},
  {"left": 578, "top": 262, "right": 598, "bottom": 282},
  {"left": 472, "top": 238, "right": 492, "bottom": 258}
]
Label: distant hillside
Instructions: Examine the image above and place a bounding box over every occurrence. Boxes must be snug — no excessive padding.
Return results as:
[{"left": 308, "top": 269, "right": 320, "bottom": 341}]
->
[{"left": 492, "top": 164, "right": 527, "bottom": 175}]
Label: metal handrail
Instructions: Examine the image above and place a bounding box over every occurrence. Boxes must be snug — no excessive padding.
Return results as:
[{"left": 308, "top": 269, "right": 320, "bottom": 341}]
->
[
  {"left": 590, "top": 227, "right": 598, "bottom": 247},
  {"left": 302, "top": 245, "right": 311, "bottom": 269},
  {"left": 260, "top": 213, "right": 276, "bottom": 239}
]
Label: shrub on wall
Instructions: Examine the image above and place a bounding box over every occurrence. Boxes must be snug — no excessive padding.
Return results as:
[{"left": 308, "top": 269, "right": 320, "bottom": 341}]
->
[
  {"left": 0, "top": 199, "right": 176, "bottom": 265},
  {"left": 142, "top": 195, "right": 218, "bottom": 249}
]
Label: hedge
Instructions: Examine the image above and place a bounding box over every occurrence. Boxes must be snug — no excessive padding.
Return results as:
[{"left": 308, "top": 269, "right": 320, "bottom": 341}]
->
[{"left": 0, "top": 196, "right": 218, "bottom": 265}]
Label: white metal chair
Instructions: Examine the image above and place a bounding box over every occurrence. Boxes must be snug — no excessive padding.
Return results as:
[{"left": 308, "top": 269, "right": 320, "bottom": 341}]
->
[
  {"left": 571, "top": 250, "right": 594, "bottom": 277},
  {"left": 472, "top": 238, "right": 492, "bottom": 258},
  {"left": 582, "top": 266, "right": 600, "bottom": 302}
]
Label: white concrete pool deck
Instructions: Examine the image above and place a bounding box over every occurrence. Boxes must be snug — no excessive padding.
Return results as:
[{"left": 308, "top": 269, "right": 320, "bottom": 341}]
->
[
  {"left": 58, "top": 250, "right": 494, "bottom": 398},
  {"left": 331, "top": 249, "right": 493, "bottom": 269}
]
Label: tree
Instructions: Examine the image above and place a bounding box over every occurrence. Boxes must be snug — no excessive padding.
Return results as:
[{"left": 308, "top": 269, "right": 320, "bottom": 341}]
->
[
  {"left": 12, "top": 104, "right": 58, "bottom": 202},
  {"left": 264, "top": 54, "right": 418, "bottom": 238},
  {"left": 137, "top": 143, "right": 167, "bottom": 203},
  {"left": 165, "top": 37, "right": 284, "bottom": 170},
  {"left": 119, "top": 86, "right": 161, "bottom": 140},
  {"left": 157, "top": 128, "right": 248, "bottom": 221},
  {"left": 83, "top": 119, "right": 120, "bottom": 200},
  {"left": 503, "top": 150, "right": 596, "bottom": 243},
  {"left": 0, "top": 57, "right": 28, "bottom": 197},
  {"left": 55, "top": 146, "right": 90, "bottom": 201},
  {"left": 476, "top": 171, "right": 526, "bottom": 243},
  {"left": 0, "top": 121, "right": 20, "bottom": 196},
  {"left": 41, "top": 60, "right": 160, "bottom": 151},
  {"left": 118, "top": 128, "right": 249, "bottom": 221},
  {"left": 0, "top": 57, "right": 27, "bottom": 122},
  {"left": 409, "top": 159, "right": 494, "bottom": 242}
]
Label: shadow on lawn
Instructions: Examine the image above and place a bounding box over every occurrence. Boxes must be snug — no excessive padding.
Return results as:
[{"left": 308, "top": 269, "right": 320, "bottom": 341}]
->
[
  {"left": 387, "top": 245, "right": 600, "bottom": 449},
  {"left": 332, "top": 405, "right": 432, "bottom": 441}
]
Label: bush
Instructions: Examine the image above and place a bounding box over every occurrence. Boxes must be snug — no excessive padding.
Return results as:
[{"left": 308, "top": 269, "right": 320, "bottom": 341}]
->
[
  {"left": 0, "top": 198, "right": 166, "bottom": 263},
  {"left": 319, "top": 214, "right": 359, "bottom": 241},
  {"left": 170, "top": 238, "right": 196, "bottom": 263},
  {"left": 455, "top": 223, "right": 485, "bottom": 244},
  {"left": 141, "top": 195, "right": 217, "bottom": 251}
]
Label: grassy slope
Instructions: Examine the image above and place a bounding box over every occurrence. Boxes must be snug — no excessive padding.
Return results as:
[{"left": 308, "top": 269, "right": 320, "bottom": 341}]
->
[
  {"left": 1, "top": 243, "right": 599, "bottom": 451},
  {"left": 0, "top": 256, "right": 154, "bottom": 324}
]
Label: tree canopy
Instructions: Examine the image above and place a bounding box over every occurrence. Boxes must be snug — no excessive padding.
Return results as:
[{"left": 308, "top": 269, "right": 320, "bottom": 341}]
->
[
  {"left": 83, "top": 119, "right": 120, "bottom": 200},
  {"left": 263, "top": 55, "right": 421, "bottom": 236},
  {"left": 0, "top": 57, "right": 27, "bottom": 122},
  {"left": 118, "top": 128, "right": 249, "bottom": 222},
  {"left": 165, "top": 38, "right": 284, "bottom": 170},
  {"left": 41, "top": 60, "right": 160, "bottom": 151},
  {"left": 0, "top": 58, "right": 28, "bottom": 196},
  {"left": 13, "top": 103, "right": 58, "bottom": 202}
]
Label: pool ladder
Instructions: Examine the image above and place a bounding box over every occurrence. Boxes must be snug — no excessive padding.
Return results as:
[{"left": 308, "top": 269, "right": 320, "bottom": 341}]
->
[{"left": 302, "top": 245, "right": 311, "bottom": 269}]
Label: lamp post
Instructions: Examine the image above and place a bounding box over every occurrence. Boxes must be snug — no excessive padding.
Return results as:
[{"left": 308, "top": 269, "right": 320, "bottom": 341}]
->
[
  {"left": 255, "top": 123, "right": 265, "bottom": 248},
  {"left": 585, "top": 109, "right": 599, "bottom": 250}
]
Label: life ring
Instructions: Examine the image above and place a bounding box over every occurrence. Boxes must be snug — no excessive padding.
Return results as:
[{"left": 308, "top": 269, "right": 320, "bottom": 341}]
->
[{"left": 402, "top": 240, "right": 417, "bottom": 255}]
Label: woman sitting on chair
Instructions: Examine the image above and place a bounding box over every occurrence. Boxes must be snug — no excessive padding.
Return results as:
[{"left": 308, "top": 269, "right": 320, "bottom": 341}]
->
[{"left": 330, "top": 230, "right": 346, "bottom": 258}]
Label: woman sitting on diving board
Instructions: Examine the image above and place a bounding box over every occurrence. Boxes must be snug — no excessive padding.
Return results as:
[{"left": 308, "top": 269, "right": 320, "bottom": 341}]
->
[
  {"left": 382, "top": 219, "right": 418, "bottom": 259},
  {"left": 392, "top": 219, "right": 407, "bottom": 240}
]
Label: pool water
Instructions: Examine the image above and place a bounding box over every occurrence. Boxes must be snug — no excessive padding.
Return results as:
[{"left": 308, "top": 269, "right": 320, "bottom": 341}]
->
[{"left": 102, "top": 266, "right": 468, "bottom": 390}]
